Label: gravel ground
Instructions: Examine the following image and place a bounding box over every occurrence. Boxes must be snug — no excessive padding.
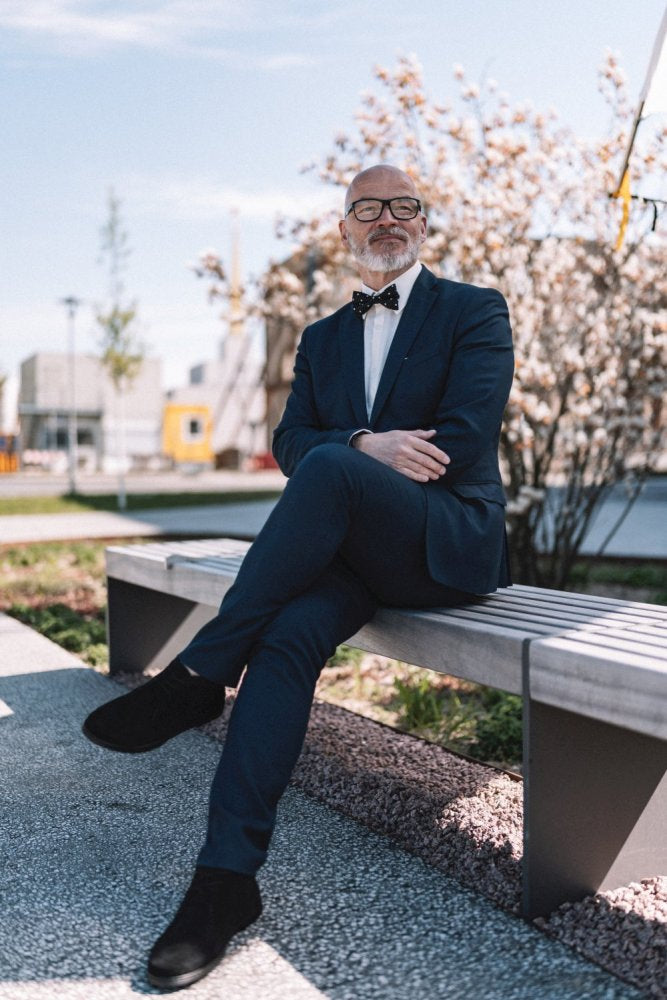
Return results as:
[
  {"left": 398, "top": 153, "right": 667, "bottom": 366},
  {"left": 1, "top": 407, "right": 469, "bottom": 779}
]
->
[
  {"left": 118, "top": 674, "right": 666, "bottom": 999},
  {"left": 536, "top": 880, "right": 667, "bottom": 1000}
]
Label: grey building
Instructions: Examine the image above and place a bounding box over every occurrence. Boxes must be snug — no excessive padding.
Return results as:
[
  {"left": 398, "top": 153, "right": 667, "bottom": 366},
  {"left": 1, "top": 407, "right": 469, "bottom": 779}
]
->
[{"left": 19, "top": 352, "right": 163, "bottom": 472}]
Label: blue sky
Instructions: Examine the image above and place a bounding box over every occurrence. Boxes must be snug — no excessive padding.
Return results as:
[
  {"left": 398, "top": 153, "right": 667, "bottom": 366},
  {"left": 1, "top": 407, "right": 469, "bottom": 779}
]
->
[{"left": 2, "top": 0, "right": 665, "bottom": 406}]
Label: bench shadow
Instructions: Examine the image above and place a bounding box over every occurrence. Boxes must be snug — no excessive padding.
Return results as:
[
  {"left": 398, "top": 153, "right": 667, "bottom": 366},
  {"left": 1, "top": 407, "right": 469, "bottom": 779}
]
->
[{"left": 289, "top": 699, "right": 522, "bottom": 911}]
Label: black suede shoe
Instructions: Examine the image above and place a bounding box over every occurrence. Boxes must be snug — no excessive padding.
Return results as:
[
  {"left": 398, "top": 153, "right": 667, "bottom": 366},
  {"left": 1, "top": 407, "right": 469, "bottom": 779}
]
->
[
  {"left": 82, "top": 657, "right": 226, "bottom": 753},
  {"left": 148, "top": 866, "right": 262, "bottom": 990}
]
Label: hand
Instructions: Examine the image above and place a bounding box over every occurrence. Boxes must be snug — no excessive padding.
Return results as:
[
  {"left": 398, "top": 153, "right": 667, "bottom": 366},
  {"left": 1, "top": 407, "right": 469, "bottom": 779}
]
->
[{"left": 354, "top": 429, "right": 450, "bottom": 482}]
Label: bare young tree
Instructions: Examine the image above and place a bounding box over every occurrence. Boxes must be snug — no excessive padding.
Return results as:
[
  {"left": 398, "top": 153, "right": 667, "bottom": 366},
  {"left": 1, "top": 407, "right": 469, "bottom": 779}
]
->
[{"left": 96, "top": 190, "right": 144, "bottom": 510}]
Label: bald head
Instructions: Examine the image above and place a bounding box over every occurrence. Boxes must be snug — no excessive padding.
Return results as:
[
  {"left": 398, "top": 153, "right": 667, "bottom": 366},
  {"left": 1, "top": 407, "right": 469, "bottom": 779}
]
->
[
  {"left": 344, "top": 165, "right": 420, "bottom": 213},
  {"left": 339, "top": 163, "right": 426, "bottom": 286}
]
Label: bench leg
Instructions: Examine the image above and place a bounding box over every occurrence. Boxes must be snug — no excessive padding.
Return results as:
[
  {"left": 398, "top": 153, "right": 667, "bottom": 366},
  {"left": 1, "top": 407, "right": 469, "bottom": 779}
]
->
[
  {"left": 522, "top": 698, "right": 667, "bottom": 919},
  {"left": 106, "top": 577, "right": 217, "bottom": 676}
]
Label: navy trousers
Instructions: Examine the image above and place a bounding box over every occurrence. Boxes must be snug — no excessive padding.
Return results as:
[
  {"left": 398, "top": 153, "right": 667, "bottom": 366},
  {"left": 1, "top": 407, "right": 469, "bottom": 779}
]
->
[{"left": 180, "top": 444, "right": 471, "bottom": 874}]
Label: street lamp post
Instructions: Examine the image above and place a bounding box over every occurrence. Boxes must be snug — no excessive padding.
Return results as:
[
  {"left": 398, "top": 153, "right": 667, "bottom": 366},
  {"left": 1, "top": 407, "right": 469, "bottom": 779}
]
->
[{"left": 61, "top": 296, "right": 81, "bottom": 495}]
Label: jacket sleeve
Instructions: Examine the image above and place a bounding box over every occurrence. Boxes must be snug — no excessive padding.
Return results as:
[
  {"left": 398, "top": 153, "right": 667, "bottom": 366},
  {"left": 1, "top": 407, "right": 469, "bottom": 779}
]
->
[
  {"left": 272, "top": 327, "right": 358, "bottom": 476},
  {"left": 430, "top": 288, "right": 514, "bottom": 480}
]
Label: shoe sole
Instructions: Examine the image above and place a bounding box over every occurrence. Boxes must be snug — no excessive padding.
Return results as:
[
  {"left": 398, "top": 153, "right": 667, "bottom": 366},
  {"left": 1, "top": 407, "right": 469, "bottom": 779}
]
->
[
  {"left": 81, "top": 722, "right": 169, "bottom": 754},
  {"left": 147, "top": 909, "right": 262, "bottom": 990},
  {"left": 147, "top": 951, "right": 226, "bottom": 990}
]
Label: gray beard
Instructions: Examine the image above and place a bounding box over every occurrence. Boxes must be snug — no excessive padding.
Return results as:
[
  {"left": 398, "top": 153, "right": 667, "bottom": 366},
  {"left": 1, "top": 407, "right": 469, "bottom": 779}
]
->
[{"left": 348, "top": 228, "right": 422, "bottom": 273}]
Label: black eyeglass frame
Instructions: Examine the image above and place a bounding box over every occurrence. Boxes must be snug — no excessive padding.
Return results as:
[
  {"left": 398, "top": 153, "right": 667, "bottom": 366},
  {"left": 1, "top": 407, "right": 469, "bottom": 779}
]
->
[{"left": 345, "top": 197, "right": 422, "bottom": 222}]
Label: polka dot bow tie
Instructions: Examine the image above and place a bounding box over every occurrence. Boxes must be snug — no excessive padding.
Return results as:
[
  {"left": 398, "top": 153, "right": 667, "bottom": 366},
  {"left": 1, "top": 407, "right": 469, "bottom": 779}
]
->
[{"left": 351, "top": 284, "right": 400, "bottom": 317}]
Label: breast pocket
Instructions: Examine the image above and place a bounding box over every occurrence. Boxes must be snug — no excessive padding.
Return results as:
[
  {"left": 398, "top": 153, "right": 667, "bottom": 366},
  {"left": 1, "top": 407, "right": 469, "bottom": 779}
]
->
[
  {"left": 390, "top": 351, "right": 449, "bottom": 413},
  {"left": 401, "top": 348, "right": 445, "bottom": 370}
]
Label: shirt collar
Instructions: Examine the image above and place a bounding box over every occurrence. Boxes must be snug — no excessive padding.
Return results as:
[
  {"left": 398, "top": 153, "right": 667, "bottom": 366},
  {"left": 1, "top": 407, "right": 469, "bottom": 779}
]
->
[{"left": 361, "top": 260, "right": 422, "bottom": 314}]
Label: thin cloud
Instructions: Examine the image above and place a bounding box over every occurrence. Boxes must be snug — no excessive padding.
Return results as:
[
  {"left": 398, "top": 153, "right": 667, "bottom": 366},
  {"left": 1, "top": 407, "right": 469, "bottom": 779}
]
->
[
  {"left": 0, "top": 0, "right": 327, "bottom": 66},
  {"left": 0, "top": 0, "right": 185, "bottom": 47},
  {"left": 124, "top": 174, "right": 340, "bottom": 223},
  {"left": 1, "top": 0, "right": 237, "bottom": 34},
  {"left": 257, "top": 52, "right": 320, "bottom": 71}
]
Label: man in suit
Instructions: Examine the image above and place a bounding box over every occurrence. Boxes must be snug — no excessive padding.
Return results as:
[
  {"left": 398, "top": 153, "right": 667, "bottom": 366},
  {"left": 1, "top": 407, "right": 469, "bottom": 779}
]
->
[{"left": 83, "top": 164, "right": 514, "bottom": 989}]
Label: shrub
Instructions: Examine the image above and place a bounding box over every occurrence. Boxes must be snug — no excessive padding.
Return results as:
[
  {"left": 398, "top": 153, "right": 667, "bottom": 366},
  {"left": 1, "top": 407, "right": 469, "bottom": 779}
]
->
[{"left": 9, "top": 603, "right": 107, "bottom": 663}]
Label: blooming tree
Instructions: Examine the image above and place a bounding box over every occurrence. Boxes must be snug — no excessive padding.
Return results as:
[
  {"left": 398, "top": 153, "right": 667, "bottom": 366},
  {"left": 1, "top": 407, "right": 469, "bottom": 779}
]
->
[{"left": 198, "top": 54, "right": 666, "bottom": 587}]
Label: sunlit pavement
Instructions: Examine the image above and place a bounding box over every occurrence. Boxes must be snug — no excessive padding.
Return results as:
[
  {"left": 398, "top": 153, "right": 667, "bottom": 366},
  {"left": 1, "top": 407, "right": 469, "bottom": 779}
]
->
[
  {"left": 0, "top": 469, "right": 284, "bottom": 545},
  {"left": 0, "top": 500, "right": 279, "bottom": 545},
  {"left": 0, "top": 468, "right": 286, "bottom": 497},
  {"left": 1, "top": 473, "right": 666, "bottom": 559},
  {"left": 0, "top": 613, "right": 641, "bottom": 1000}
]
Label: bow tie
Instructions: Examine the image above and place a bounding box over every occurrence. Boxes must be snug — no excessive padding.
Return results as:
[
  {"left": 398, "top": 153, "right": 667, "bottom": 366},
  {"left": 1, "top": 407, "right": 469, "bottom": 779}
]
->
[{"left": 351, "top": 284, "right": 400, "bottom": 318}]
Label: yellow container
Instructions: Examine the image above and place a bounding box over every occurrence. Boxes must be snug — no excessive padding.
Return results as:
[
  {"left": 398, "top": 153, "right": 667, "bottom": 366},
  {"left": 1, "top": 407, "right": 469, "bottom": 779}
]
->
[{"left": 162, "top": 404, "right": 213, "bottom": 464}]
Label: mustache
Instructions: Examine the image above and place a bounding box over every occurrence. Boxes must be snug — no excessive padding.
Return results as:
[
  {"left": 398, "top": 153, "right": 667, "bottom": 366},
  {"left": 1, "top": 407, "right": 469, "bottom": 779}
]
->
[{"left": 367, "top": 226, "right": 408, "bottom": 243}]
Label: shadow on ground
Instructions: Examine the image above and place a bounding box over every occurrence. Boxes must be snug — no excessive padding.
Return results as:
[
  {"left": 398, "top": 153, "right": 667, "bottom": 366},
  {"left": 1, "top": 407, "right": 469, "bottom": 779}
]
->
[{"left": 0, "top": 661, "right": 643, "bottom": 1000}]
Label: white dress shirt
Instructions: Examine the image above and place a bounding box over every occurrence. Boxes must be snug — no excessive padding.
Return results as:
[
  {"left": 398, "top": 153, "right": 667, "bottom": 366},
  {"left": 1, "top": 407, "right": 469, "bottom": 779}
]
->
[{"left": 361, "top": 260, "right": 422, "bottom": 420}]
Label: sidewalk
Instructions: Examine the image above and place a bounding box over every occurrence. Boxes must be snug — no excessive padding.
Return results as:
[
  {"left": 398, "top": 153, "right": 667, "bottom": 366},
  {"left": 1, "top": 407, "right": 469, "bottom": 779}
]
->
[
  {"left": 0, "top": 614, "right": 642, "bottom": 999},
  {"left": 1, "top": 477, "right": 666, "bottom": 556},
  {"left": 0, "top": 500, "right": 279, "bottom": 545}
]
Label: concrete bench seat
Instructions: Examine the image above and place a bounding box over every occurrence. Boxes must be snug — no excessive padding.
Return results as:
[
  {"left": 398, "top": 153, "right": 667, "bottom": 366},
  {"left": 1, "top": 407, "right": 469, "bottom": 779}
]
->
[{"left": 105, "top": 537, "right": 667, "bottom": 919}]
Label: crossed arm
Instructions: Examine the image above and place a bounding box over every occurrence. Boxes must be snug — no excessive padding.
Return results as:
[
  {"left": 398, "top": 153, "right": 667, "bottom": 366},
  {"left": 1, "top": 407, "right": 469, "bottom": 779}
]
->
[{"left": 352, "top": 429, "right": 449, "bottom": 482}]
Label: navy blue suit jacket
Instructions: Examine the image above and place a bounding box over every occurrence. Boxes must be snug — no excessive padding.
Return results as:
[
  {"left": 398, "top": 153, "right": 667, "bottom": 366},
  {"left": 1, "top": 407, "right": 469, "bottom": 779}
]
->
[{"left": 272, "top": 265, "right": 514, "bottom": 594}]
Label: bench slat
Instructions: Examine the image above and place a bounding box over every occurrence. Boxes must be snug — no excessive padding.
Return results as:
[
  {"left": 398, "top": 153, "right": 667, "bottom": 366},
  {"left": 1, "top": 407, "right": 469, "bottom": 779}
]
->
[
  {"left": 448, "top": 604, "right": 661, "bottom": 636},
  {"left": 511, "top": 582, "right": 667, "bottom": 615},
  {"left": 106, "top": 539, "right": 667, "bottom": 624},
  {"left": 348, "top": 609, "right": 530, "bottom": 694},
  {"left": 484, "top": 592, "right": 667, "bottom": 627},
  {"left": 543, "top": 627, "right": 667, "bottom": 661},
  {"left": 530, "top": 634, "right": 667, "bottom": 738}
]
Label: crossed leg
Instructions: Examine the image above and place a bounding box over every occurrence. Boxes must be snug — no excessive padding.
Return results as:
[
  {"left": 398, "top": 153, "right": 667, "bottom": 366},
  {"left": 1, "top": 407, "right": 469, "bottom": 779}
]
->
[
  {"left": 187, "top": 443, "right": 471, "bottom": 871},
  {"left": 85, "top": 442, "right": 472, "bottom": 988},
  {"left": 197, "top": 558, "right": 377, "bottom": 872}
]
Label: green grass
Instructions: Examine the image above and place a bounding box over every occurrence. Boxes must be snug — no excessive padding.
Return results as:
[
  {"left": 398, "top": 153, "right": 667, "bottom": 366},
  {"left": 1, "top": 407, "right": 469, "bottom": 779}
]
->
[
  {"left": 392, "top": 672, "right": 523, "bottom": 768},
  {"left": 0, "top": 490, "right": 282, "bottom": 516},
  {"left": 0, "top": 540, "right": 109, "bottom": 607},
  {"left": 1, "top": 539, "right": 106, "bottom": 570},
  {"left": 567, "top": 559, "right": 667, "bottom": 591},
  {"left": 9, "top": 602, "right": 108, "bottom": 667},
  {"left": 566, "top": 559, "right": 667, "bottom": 605}
]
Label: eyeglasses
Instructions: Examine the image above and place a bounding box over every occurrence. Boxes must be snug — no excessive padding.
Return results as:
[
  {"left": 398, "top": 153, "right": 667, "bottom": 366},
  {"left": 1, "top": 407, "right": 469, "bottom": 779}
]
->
[{"left": 345, "top": 197, "right": 422, "bottom": 222}]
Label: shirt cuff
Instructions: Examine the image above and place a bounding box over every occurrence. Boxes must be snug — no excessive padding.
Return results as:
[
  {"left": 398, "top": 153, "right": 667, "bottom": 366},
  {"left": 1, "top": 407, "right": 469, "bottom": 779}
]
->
[{"left": 348, "top": 429, "right": 373, "bottom": 447}]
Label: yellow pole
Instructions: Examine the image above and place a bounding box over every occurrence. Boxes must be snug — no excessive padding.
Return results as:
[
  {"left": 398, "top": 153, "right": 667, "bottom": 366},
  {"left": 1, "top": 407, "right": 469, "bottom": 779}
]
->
[{"left": 612, "top": 168, "right": 632, "bottom": 251}]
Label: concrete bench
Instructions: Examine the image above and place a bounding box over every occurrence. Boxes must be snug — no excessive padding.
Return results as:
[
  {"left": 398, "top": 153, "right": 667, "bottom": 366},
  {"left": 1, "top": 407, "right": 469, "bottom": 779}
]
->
[{"left": 105, "top": 537, "right": 667, "bottom": 919}]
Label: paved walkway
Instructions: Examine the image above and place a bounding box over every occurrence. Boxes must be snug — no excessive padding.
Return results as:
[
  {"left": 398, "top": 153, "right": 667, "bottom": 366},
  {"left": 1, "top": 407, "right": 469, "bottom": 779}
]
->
[
  {"left": 542, "top": 478, "right": 667, "bottom": 559},
  {"left": 1, "top": 477, "right": 665, "bottom": 556},
  {"left": 0, "top": 469, "right": 286, "bottom": 498},
  {"left": 0, "top": 614, "right": 641, "bottom": 999},
  {"left": 0, "top": 501, "right": 279, "bottom": 545}
]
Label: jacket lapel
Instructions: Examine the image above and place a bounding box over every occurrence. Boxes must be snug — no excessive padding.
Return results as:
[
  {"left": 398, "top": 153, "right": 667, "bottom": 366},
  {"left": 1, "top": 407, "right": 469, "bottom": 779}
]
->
[
  {"left": 338, "top": 306, "right": 368, "bottom": 427},
  {"left": 369, "top": 267, "right": 439, "bottom": 425}
]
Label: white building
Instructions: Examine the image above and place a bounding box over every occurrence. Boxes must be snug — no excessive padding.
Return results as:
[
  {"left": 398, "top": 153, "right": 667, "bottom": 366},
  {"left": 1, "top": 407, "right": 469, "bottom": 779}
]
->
[{"left": 19, "top": 351, "right": 163, "bottom": 472}]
